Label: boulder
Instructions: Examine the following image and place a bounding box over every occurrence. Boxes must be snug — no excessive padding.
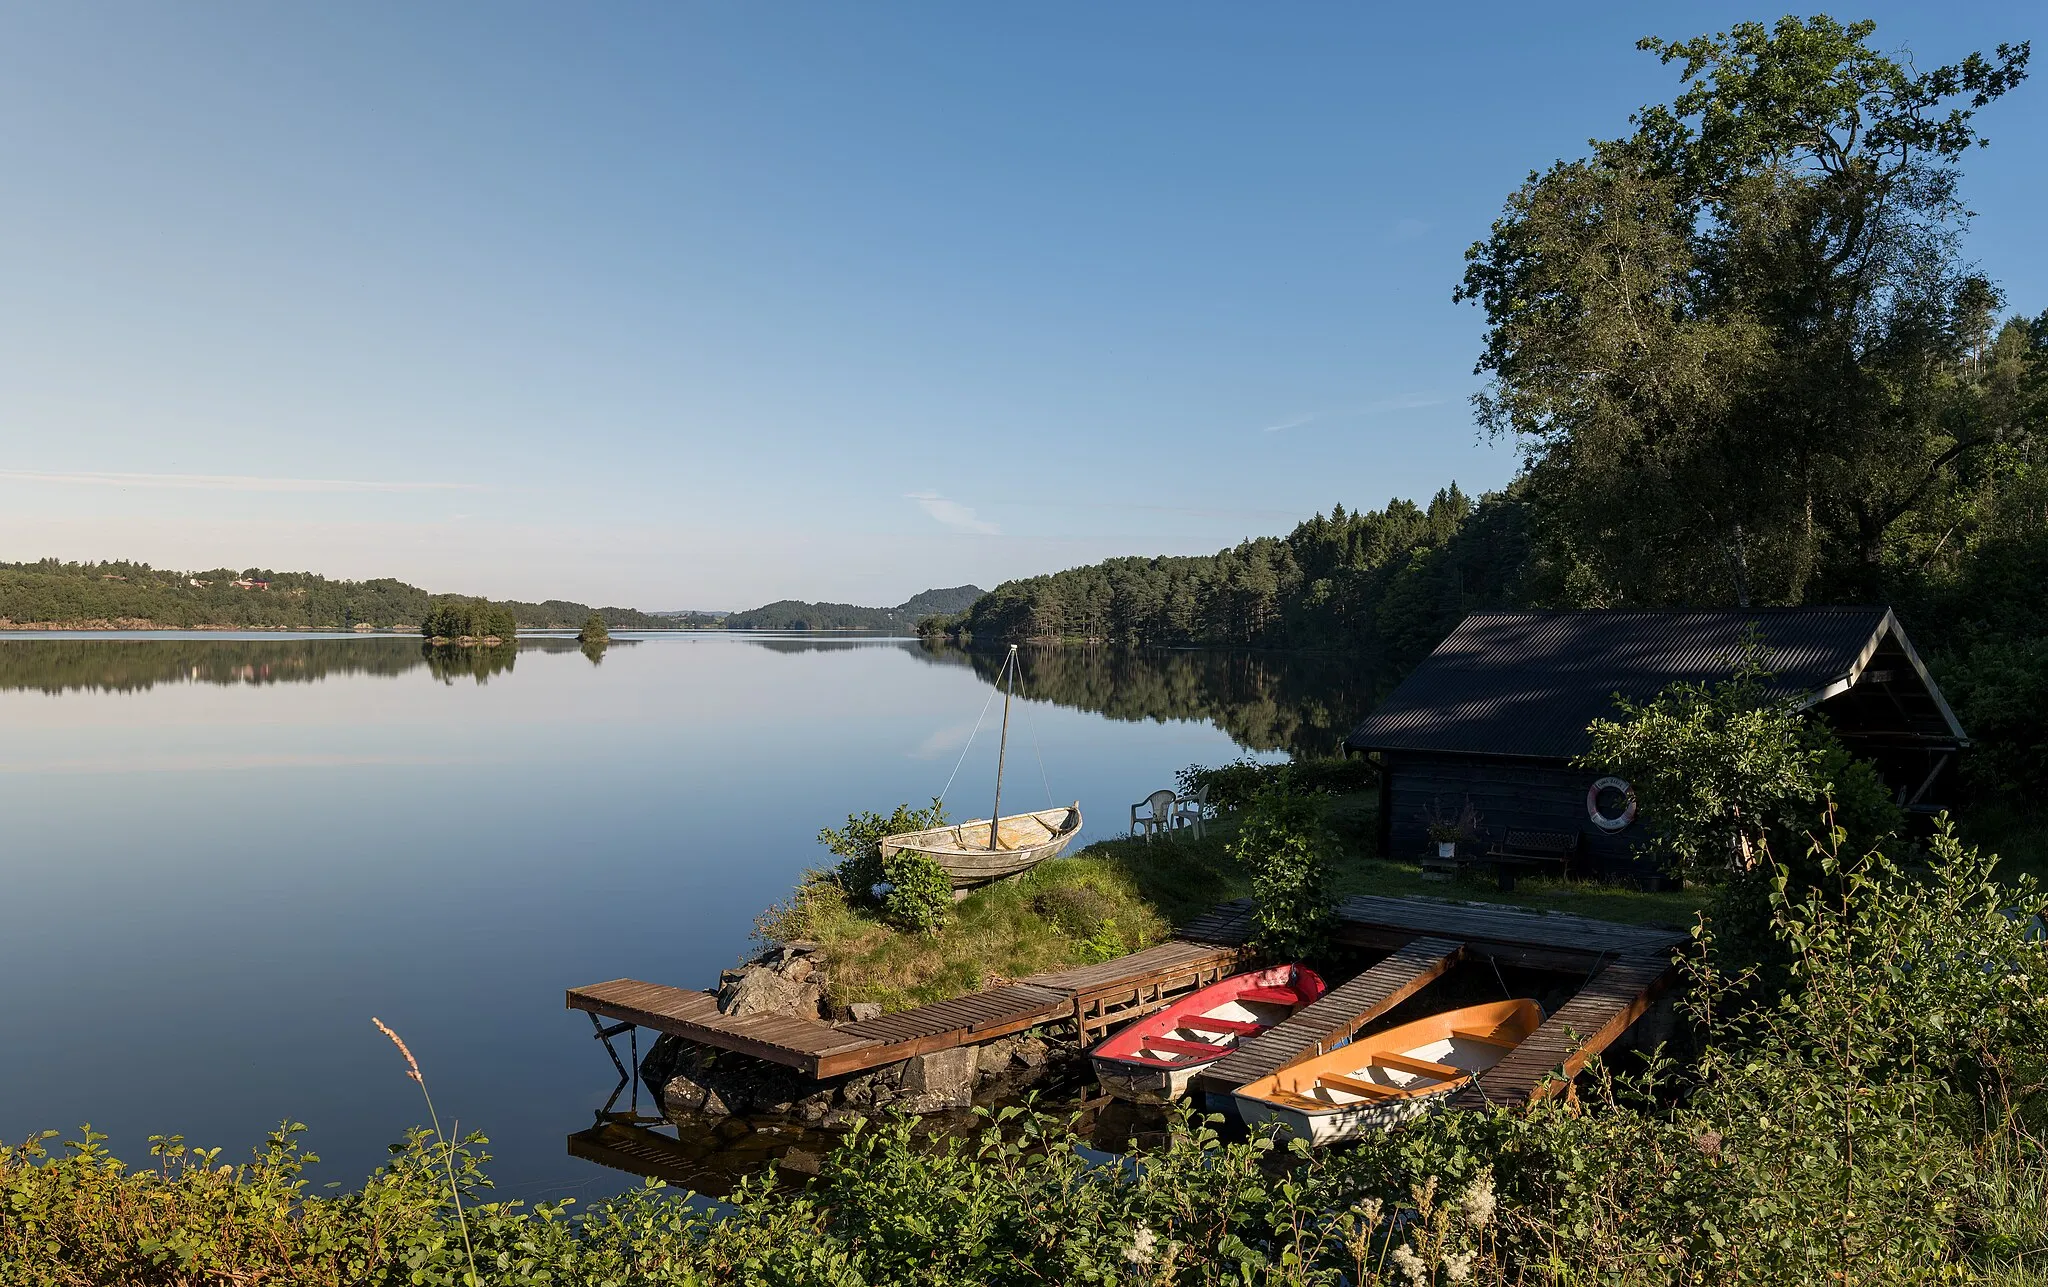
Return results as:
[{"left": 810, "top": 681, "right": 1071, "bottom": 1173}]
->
[
  {"left": 779, "top": 1147, "right": 823, "bottom": 1176},
  {"left": 848, "top": 1002, "right": 883, "bottom": 1022},
  {"left": 1012, "top": 1035, "right": 1050, "bottom": 1068},
  {"left": 901, "top": 1047, "right": 977, "bottom": 1110},
  {"left": 976, "top": 1039, "right": 1018, "bottom": 1078},
  {"left": 719, "top": 965, "right": 823, "bottom": 1019},
  {"left": 661, "top": 1074, "right": 709, "bottom": 1114}
]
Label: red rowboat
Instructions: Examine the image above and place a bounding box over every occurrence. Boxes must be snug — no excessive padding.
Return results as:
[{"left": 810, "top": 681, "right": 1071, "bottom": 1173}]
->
[{"left": 1089, "top": 963, "right": 1327, "bottom": 1103}]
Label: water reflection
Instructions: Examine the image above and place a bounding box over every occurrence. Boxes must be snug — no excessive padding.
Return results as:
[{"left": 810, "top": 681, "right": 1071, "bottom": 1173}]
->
[
  {"left": 915, "top": 642, "right": 1384, "bottom": 759},
  {"left": 0, "top": 634, "right": 641, "bottom": 693}
]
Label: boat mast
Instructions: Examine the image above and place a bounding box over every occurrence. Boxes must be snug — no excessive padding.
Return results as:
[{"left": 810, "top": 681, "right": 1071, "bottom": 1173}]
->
[{"left": 989, "top": 644, "right": 1016, "bottom": 850}]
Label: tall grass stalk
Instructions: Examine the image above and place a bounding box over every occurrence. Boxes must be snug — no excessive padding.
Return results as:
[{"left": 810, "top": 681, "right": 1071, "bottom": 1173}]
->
[{"left": 373, "top": 1017, "right": 478, "bottom": 1285}]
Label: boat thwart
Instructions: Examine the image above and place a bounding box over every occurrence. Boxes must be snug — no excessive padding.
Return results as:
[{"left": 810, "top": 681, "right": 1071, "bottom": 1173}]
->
[
  {"left": 1090, "top": 963, "right": 1327, "bottom": 1103},
  {"left": 1232, "top": 999, "right": 1543, "bottom": 1145}
]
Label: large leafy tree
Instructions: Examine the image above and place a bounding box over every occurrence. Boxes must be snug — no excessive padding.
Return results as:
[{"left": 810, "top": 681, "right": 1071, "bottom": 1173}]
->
[{"left": 1459, "top": 17, "right": 2032, "bottom": 605}]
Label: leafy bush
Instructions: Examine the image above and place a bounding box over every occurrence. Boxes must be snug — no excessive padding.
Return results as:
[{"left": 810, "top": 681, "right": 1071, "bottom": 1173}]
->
[
  {"left": 1581, "top": 652, "right": 1899, "bottom": 884},
  {"left": 877, "top": 850, "right": 953, "bottom": 935},
  {"left": 1943, "top": 636, "right": 2048, "bottom": 805},
  {"left": 1230, "top": 772, "right": 1338, "bottom": 961},
  {"left": 1176, "top": 755, "right": 1375, "bottom": 812},
  {"left": 818, "top": 800, "right": 949, "bottom": 903}
]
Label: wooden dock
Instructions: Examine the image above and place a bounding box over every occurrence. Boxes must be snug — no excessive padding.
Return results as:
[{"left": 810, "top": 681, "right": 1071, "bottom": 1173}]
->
[
  {"left": 568, "top": 894, "right": 1686, "bottom": 1101},
  {"left": 1190, "top": 936, "right": 1464, "bottom": 1099},
  {"left": 1334, "top": 894, "right": 1684, "bottom": 970},
  {"left": 1446, "top": 953, "right": 1677, "bottom": 1109},
  {"left": 568, "top": 934, "right": 1245, "bottom": 1079}
]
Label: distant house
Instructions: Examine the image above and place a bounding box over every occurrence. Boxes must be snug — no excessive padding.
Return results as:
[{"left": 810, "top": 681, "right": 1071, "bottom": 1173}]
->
[
  {"left": 1343, "top": 608, "right": 1968, "bottom": 876},
  {"left": 231, "top": 578, "right": 271, "bottom": 591}
]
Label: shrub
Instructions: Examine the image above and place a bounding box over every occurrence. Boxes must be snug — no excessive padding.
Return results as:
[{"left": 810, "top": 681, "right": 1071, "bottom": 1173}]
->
[
  {"left": 1177, "top": 755, "right": 1375, "bottom": 812},
  {"left": 877, "top": 850, "right": 953, "bottom": 935},
  {"left": 1943, "top": 636, "right": 2048, "bottom": 805},
  {"left": 1030, "top": 882, "right": 1127, "bottom": 960},
  {"left": 1230, "top": 772, "right": 1338, "bottom": 961},
  {"left": 1581, "top": 650, "right": 1900, "bottom": 884},
  {"left": 818, "top": 800, "right": 949, "bottom": 903}
]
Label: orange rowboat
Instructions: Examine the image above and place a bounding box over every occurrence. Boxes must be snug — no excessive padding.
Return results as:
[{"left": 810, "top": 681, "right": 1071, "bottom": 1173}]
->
[{"left": 1232, "top": 999, "right": 1543, "bottom": 1145}]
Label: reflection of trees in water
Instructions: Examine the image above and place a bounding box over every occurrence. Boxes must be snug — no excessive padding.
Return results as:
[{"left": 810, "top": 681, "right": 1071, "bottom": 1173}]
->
[
  {"left": 742, "top": 636, "right": 918, "bottom": 655},
  {"left": 0, "top": 637, "right": 429, "bottom": 693},
  {"left": 915, "top": 643, "right": 1391, "bottom": 758},
  {"left": 0, "top": 634, "right": 641, "bottom": 693},
  {"left": 422, "top": 642, "right": 517, "bottom": 685}
]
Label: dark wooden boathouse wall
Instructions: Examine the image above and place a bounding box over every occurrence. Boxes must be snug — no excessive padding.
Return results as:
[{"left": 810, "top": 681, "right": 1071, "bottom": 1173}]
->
[{"left": 1380, "top": 751, "right": 1643, "bottom": 875}]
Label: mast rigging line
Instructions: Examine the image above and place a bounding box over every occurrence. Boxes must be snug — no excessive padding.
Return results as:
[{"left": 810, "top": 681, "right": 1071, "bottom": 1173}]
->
[{"left": 935, "top": 668, "right": 1002, "bottom": 808}]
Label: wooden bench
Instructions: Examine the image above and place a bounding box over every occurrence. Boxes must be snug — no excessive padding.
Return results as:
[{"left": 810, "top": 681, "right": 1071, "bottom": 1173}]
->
[{"left": 1484, "top": 829, "right": 1579, "bottom": 891}]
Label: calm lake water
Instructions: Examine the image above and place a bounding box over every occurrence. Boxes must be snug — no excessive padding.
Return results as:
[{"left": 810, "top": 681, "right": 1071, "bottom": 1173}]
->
[{"left": 0, "top": 632, "right": 1370, "bottom": 1199}]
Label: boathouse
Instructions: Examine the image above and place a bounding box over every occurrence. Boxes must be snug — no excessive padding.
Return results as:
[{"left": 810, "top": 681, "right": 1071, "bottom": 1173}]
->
[{"left": 1344, "top": 608, "right": 1969, "bottom": 875}]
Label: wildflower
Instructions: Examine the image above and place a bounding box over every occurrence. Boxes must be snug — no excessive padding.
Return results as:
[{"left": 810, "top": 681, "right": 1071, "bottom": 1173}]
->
[
  {"left": 1694, "top": 1130, "right": 1724, "bottom": 1158},
  {"left": 372, "top": 1017, "right": 422, "bottom": 1083},
  {"left": 1391, "top": 1242, "right": 1429, "bottom": 1287},
  {"left": 1445, "top": 1248, "right": 1476, "bottom": 1282},
  {"left": 1124, "top": 1223, "right": 1157, "bottom": 1267},
  {"left": 1457, "top": 1169, "right": 1496, "bottom": 1231}
]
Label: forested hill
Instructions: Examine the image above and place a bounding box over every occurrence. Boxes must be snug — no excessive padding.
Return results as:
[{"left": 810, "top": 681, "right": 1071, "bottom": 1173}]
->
[
  {"left": 0, "top": 561, "right": 694, "bottom": 631},
  {"left": 928, "top": 486, "right": 1526, "bottom": 674},
  {"left": 723, "top": 585, "right": 983, "bottom": 631}
]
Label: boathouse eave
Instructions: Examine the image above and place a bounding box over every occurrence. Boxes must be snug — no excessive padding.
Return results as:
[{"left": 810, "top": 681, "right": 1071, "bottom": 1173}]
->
[{"left": 1341, "top": 606, "right": 1969, "bottom": 762}]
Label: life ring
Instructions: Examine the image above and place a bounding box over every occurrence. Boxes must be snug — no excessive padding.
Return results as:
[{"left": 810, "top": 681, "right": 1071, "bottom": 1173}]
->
[{"left": 1587, "top": 776, "right": 1636, "bottom": 832}]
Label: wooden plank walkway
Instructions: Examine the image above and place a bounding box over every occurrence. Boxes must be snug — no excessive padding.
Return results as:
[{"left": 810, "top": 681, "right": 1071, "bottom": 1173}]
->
[
  {"left": 567, "top": 919, "right": 1249, "bottom": 1079},
  {"left": 1336, "top": 895, "right": 1687, "bottom": 970},
  {"left": 1192, "top": 936, "right": 1465, "bottom": 1097},
  {"left": 1446, "top": 955, "right": 1677, "bottom": 1110}
]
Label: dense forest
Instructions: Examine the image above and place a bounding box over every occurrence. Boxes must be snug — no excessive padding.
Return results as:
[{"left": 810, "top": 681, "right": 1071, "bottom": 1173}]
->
[
  {"left": 929, "top": 25, "right": 2048, "bottom": 807},
  {"left": 723, "top": 585, "right": 983, "bottom": 630},
  {"left": 0, "top": 561, "right": 694, "bottom": 632}
]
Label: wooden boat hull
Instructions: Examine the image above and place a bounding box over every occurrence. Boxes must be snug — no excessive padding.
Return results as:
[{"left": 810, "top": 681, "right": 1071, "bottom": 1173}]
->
[
  {"left": 880, "top": 804, "right": 1082, "bottom": 891},
  {"left": 1232, "top": 998, "right": 1543, "bottom": 1146},
  {"left": 1090, "top": 963, "right": 1327, "bottom": 1104}
]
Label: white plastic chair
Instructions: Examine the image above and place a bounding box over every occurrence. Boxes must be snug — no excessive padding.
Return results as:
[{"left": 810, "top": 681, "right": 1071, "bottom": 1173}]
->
[
  {"left": 1130, "top": 789, "right": 1177, "bottom": 842},
  {"left": 1169, "top": 784, "right": 1211, "bottom": 840}
]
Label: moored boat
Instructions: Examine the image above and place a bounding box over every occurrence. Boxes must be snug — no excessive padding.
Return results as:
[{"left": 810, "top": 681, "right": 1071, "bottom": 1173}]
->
[
  {"left": 879, "top": 804, "right": 1083, "bottom": 892},
  {"left": 881, "top": 644, "right": 1084, "bottom": 893},
  {"left": 1232, "top": 998, "right": 1543, "bottom": 1145},
  {"left": 1090, "top": 963, "right": 1327, "bottom": 1103}
]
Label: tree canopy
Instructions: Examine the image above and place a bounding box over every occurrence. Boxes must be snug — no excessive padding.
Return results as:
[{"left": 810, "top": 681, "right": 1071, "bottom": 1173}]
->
[{"left": 1457, "top": 16, "right": 2033, "bottom": 606}]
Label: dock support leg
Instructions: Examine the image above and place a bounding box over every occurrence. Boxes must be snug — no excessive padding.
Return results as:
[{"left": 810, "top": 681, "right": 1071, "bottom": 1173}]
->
[{"left": 588, "top": 1013, "right": 637, "bottom": 1116}]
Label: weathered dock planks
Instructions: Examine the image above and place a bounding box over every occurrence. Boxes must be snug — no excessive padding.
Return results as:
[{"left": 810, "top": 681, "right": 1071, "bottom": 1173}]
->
[
  {"left": 1191, "top": 936, "right": 1466, "bottom": 1098},
  {"left": 1446, "top": 954, "right": 1678, "bottom": 1109},
  {"left": 1335, "top": 894, "right": 1687, "bottom": 970},
  {"left": 567, "top": 916, "right": 1250, "bottom": 1079}
]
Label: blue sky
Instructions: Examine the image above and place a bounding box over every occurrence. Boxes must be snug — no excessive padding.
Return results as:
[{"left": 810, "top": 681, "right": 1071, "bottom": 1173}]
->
[{"left": 1, "top": 4, "right": 2040, "bottom": 609}]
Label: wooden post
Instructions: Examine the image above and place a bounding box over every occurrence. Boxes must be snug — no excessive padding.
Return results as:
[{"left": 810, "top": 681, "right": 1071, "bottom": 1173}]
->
[{"left": 989, "top": 645, "right": 1016, "bottom": 849}]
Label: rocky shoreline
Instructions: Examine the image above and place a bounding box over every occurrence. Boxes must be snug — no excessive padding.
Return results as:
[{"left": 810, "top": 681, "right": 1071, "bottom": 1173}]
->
[{"left": 639, "top": 941, "right": 1087, "bottom": 1131}]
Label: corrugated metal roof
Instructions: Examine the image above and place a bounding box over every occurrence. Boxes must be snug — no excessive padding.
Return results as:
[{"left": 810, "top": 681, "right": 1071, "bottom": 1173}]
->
[{"left": 1344, "top": 608, "right": 1895, "bottom": 761}]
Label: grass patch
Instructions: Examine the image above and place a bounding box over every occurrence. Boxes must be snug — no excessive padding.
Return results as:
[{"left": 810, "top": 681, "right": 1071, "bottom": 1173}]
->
[{"left": 762, "top": 791, "right": 1705, "bottom": 1012}]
